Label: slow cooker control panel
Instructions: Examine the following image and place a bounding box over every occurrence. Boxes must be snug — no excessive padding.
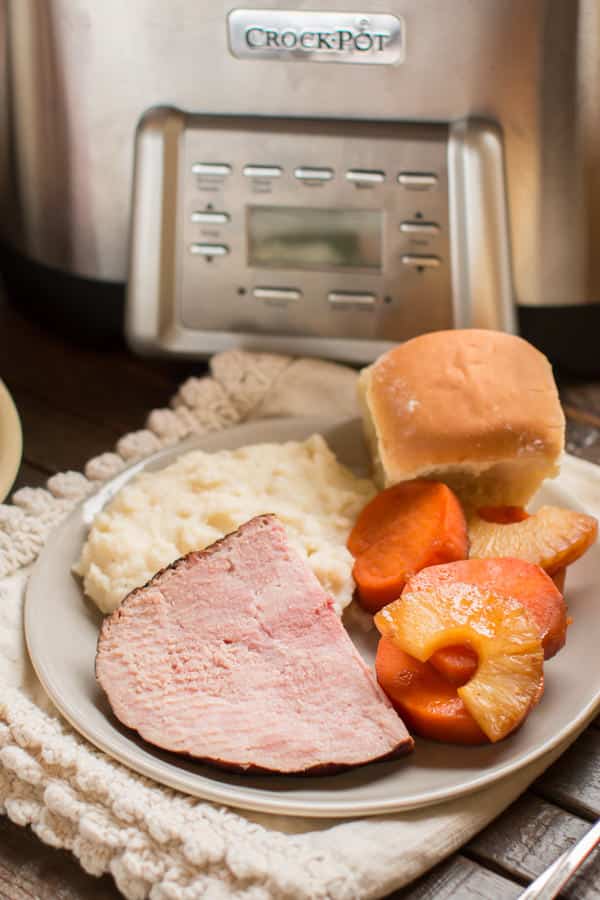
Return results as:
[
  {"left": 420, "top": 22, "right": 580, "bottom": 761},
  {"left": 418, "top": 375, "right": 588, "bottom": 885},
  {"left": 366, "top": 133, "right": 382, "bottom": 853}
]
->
[
  {"left": 176, "top": 115, "right": 452, "bottom": 342},
  {"left": 128, "top": 110, "right": 513, "bottom": 361}
]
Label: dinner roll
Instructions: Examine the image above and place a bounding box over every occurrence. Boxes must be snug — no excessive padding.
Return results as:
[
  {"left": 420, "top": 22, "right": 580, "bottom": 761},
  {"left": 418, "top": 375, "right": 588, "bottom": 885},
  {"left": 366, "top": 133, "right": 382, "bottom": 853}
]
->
[{"left": 358, "top": 329, "right": 565, "bottom": 508}]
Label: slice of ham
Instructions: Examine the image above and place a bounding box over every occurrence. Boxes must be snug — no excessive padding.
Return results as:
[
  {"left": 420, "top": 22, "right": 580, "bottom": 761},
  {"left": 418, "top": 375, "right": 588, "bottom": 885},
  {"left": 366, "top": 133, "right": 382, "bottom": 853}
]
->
[{"left": 96, "top": 514, "right": 413, "bottom": 774}]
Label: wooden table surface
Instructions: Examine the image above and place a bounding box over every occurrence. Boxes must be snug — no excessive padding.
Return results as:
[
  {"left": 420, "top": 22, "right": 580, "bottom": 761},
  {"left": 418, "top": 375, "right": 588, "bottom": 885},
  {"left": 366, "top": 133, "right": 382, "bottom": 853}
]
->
[{"left": 1, "top": 286, "right": 599, "bottom": 900}]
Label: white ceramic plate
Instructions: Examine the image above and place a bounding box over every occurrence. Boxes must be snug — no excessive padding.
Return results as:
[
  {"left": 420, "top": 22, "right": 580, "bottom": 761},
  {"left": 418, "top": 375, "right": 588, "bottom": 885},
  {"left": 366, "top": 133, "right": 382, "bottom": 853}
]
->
[
  {"left": 25, "top": 417, "right": 600, "bottom": 818},
  {"left": 0, "top": 380, "right": 22, "bottom": 502}
]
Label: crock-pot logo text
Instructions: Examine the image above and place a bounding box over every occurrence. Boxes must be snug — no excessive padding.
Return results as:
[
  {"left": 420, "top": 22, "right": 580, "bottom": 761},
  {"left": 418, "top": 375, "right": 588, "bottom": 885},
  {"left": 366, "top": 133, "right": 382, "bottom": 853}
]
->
[
  {"left": 228, "top": 11, "right": 404, "bottom": 65},
  {"left": 245, "top": 25, "right": 390, "bottom": 54}
]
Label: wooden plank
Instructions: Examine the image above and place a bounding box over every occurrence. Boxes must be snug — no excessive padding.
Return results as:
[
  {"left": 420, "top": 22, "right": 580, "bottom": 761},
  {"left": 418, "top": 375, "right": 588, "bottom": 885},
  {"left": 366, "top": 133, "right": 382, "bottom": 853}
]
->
[
  {"left": 391, "top": 854, "right": 521, "bottom": 899},
  {"left": 0, "top": 293, "right": 197, "bottom": 434},
  {"left": 534, "top": 728, "right": 600, "bottom": 819},
  {"left": 9, "top": 383, "right": 125, "bottom": 475},
  {"left": 467, "top": 792, "right": 600, "bottom": 898},
  {"left": 0, "top": 815, "right": 120, "bottom": 900}
]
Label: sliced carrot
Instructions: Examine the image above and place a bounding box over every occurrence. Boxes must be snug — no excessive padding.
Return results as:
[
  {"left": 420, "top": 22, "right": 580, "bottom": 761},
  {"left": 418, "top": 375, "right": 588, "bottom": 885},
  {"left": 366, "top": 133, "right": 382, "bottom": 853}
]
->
[
  {"left": 407, "top": 558, "right": 567, "bottom": 686},
  {"left": 349, "top": 480, "right": 468, "bottom": 613},
  {"left": 477, "top": 506, "right": 530, "bottom": 524},
  {"left": 375, "top": 637, "right": 488, "bottom": 745}
]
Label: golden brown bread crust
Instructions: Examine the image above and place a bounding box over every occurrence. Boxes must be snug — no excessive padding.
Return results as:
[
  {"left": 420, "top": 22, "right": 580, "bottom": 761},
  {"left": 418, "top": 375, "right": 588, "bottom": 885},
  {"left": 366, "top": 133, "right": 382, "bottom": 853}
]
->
[{"left": 359, "top": 330, "right": 565, "bottom": 508}]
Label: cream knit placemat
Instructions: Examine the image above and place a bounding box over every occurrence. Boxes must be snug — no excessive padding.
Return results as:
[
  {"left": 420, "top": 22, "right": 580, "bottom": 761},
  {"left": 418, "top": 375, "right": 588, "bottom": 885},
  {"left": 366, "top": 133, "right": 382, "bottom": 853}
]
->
[{"left": 1, "top": 350, "right": 598, "bottom": 900}]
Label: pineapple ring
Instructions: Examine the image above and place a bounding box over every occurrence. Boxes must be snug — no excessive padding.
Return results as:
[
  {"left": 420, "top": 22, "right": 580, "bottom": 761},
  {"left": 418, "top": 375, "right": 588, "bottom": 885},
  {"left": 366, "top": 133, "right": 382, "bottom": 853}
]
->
[
  {"left": 469, "top": 505, "right": 598, "bottom": 574},
  {"left": 375, "top": 583, "right": 544, "bottom": 743}
]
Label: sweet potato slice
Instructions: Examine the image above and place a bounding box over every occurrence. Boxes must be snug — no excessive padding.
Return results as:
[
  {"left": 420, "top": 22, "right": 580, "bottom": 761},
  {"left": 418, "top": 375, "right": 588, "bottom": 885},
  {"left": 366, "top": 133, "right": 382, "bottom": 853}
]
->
[
  {"left": 552, "top": 568, "right": 567, "bottom": 593},
  {"left": 406, "top": 558, "right": 567, "bottom": 686},
  {"left": 429, "top": 644, "right": 478, "bottom": 687},
  {"left": 376, "top": 638, "right": 489, "bottom": 745},
  {"left": 376, "top": 637, "right": 543, "bottom": 745},
  {"left": 376, "top": 583, "right": 545, "bottom": 743},
  {"left": 349, "top": 480, "right": 468, "bottom": 613},
  {"left": 477, "top": 506, "right": 529, "bottom": 524}
]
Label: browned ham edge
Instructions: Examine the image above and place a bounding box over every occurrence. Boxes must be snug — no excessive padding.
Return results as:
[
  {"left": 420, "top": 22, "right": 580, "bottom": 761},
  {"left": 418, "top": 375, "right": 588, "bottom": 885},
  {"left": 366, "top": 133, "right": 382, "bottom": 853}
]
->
[{"left": 96, "top": 514, "right": 413, "bottom": 775}]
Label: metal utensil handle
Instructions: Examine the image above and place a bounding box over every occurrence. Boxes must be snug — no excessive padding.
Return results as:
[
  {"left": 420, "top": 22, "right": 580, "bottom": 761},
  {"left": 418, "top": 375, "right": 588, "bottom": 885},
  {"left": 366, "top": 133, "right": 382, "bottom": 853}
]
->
[{"left": 519, "top": 818, "right": 600, "bottom": 900}]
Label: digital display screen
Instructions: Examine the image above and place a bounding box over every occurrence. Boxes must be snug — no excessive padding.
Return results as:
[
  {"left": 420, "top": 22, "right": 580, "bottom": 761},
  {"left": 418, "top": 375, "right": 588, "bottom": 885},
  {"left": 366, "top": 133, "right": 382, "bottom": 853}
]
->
[{"left": 247, "top": 206, "right": 382, "bottom": 271}]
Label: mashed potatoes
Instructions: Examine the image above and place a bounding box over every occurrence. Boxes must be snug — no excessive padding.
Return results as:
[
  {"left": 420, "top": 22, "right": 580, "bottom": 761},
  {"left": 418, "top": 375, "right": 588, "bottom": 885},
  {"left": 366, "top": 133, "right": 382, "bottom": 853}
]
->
[{"left": 76, "top": 435, "right": 375, "bottom": 615}]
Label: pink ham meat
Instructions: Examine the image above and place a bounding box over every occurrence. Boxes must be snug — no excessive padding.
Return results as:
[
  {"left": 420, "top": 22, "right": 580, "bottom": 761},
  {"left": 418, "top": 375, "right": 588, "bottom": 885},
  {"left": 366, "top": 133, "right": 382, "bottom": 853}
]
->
[{"left": 96, "top": 514, "right": 413, "bottom": 774}]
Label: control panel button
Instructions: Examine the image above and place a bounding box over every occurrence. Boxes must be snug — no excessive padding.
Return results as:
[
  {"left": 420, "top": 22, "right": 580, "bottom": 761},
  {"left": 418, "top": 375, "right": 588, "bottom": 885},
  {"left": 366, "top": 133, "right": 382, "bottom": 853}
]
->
[
  {"left": 189, "top": 243, "right": 229, "bottom": 256},
  {"left": 190, "top": 211, "right": 230, "bottom": 224},
  {"left": 400, "top": 221, "right": 440, "bottom": 235},
  {"left": 401, "top": 254, "right": 441, "bottom": 268},
  {"left": 294, "top": 167, "right": 334, "bottom": 182},
  {"left": 191, "top": 163, "right": 232, "bottom": 176},
  {"left": 253, "top": 287, "right": 302, "bottom": 301},
  {"left": 397, "top": 172, "right": 438, "bottom": 189},
  {"left": 345, "top": 169, "right": 385, "bottom": 184},
  {"left": 328, "top": 292, "right": 376, "bottom": 307},
  {"left": 243, "top": 165, "right": 283, "bottom": 178}
]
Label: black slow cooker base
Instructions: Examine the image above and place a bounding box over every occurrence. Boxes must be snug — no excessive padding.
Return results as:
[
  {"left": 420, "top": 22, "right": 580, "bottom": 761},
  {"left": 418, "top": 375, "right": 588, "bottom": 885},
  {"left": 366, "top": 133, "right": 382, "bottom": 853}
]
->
[
  {"left": 0, "top": 240, "right": 124, "bottom": 347},
  {"left": 518, "top": 304, "right": 600, "bottom": 377}
]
